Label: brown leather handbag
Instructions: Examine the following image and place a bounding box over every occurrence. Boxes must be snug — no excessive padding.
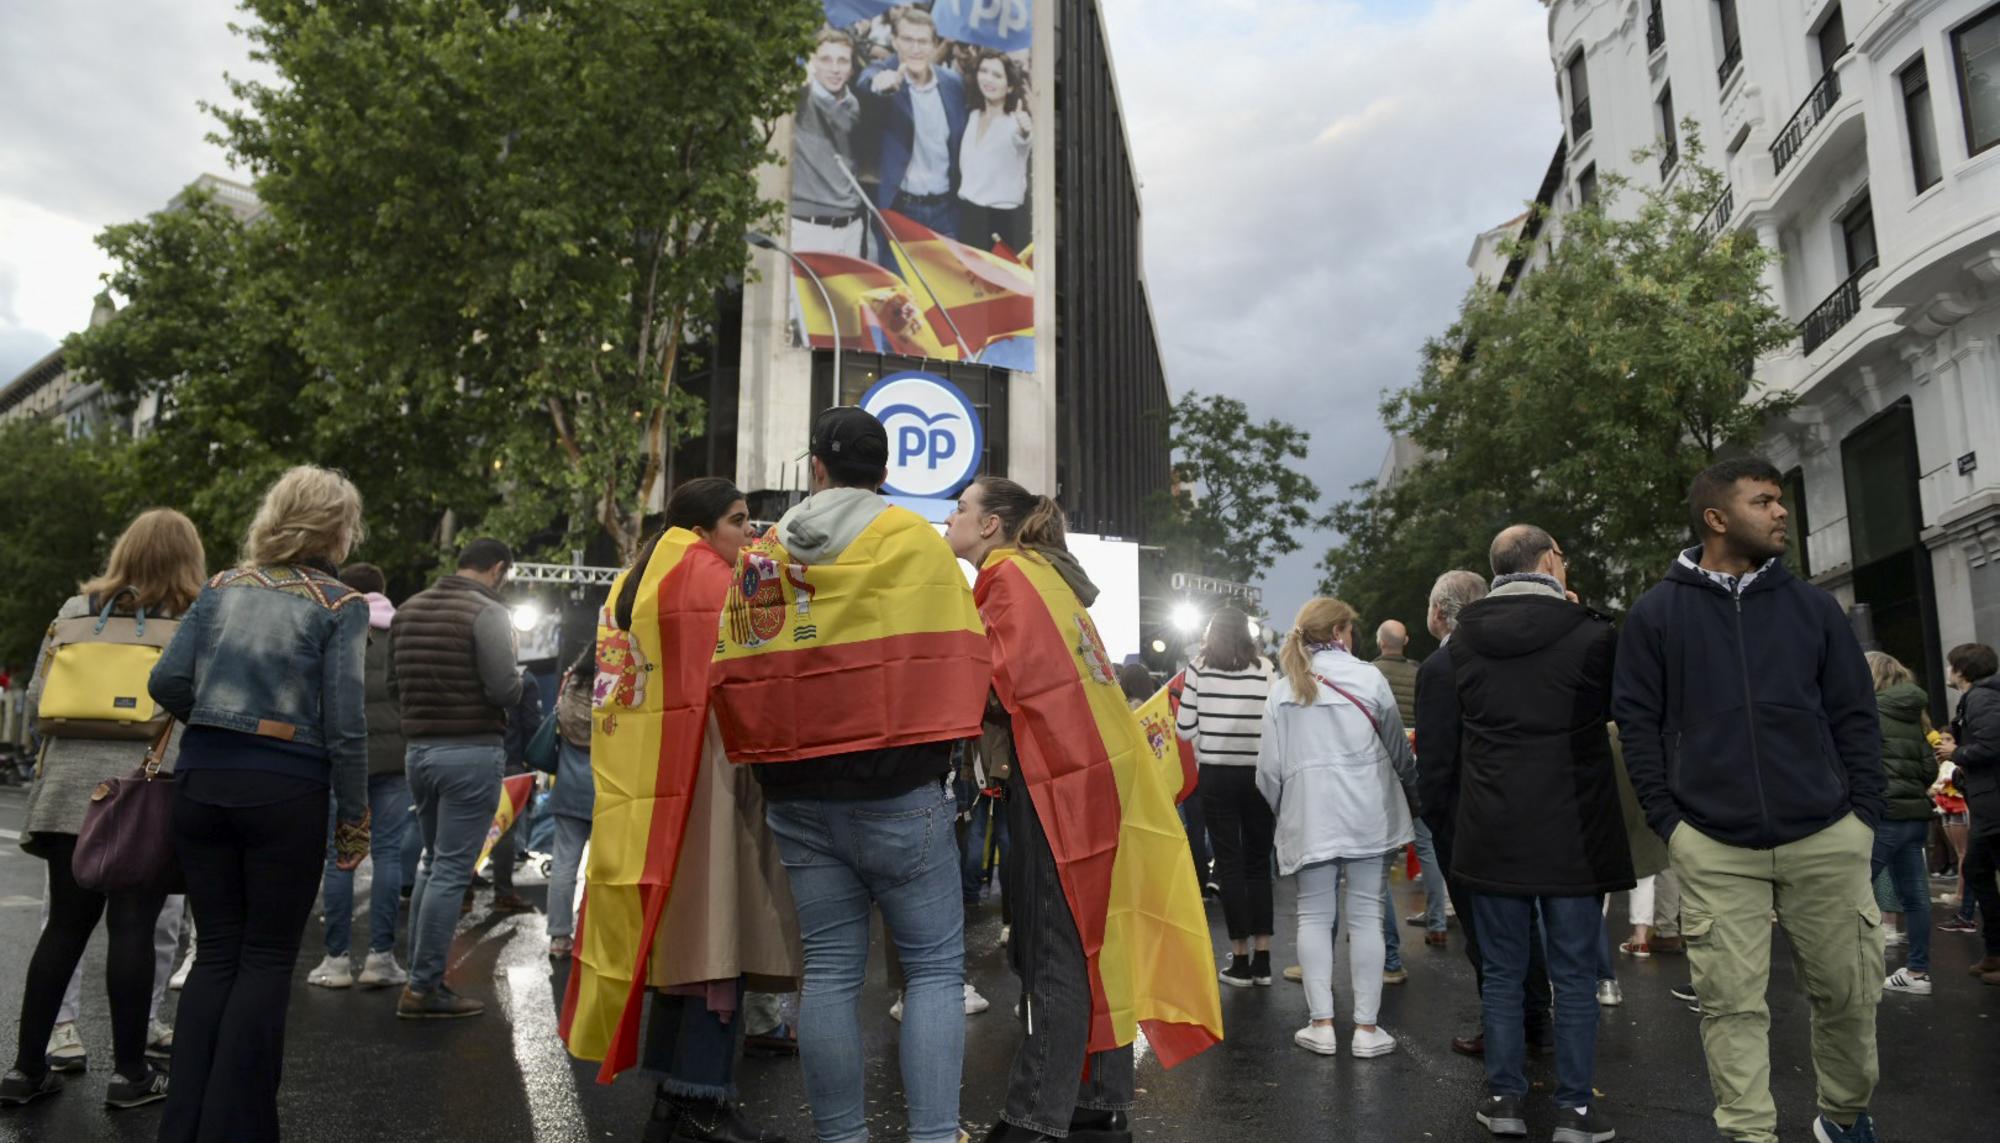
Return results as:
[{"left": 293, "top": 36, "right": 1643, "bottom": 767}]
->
[{"left": 73, "top": 722, "right": 185, "bottom": 895}]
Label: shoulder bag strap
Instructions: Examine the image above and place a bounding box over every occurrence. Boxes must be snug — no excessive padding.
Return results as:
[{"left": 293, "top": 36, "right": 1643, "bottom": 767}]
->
[{"left": 1312, "top": 671, "right": 1383, "bottom": 738}]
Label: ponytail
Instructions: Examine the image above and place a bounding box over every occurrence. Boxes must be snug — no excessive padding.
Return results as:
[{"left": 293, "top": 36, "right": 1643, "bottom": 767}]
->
[
  {"left": 1279, "top": 597, "right": 1358, "bottom": 704},
  {"left": 973, "top": 475, "right": 1070, "bottom": 555}
]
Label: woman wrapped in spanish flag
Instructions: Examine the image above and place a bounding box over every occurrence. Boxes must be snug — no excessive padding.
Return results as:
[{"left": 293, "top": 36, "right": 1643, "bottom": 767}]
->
[
  {"left": 558, "top": 477, "right": 800, "bottom": 1143},
  {"left": 944, "top": 477, "right": 1223, "bottom": 1143}
]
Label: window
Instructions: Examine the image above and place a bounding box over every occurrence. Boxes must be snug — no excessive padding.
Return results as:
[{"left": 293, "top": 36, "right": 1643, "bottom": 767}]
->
[
  {"left": 1578, "top": 163, "right": 1599, "bottom": 207},
  {"left": 1657, "top": 84, "right": 1679, "bottom": 177},
  {"left": 1903, "top": 59, "right": 1944, "bottom": 192},
  {"left": 1567, "top": 51, "right": 1593, "bottom": 138},
  {"left": 1840, "top": 193, "right": 1878, "bottom": 276},
  {"left": 1955, "top": 4, "right": 2000, "bottom": 156},
  {"left": 1817, "top": 7, "right": 1849, "bottom": 80},
  {"left": 1716, "top": 0, "right": 1743, "bottom": 86},
  {"left": 1782, "top": 467, "right": 1812, "bottom": 578},
  {"left": 1647, "top": 0, "right": 1665, "bottom": 54}
]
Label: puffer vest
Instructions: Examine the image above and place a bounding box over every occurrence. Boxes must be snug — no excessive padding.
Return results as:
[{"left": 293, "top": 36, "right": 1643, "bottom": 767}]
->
[{"left": 392, "top": 575, "right": 504, "bottom": 738}]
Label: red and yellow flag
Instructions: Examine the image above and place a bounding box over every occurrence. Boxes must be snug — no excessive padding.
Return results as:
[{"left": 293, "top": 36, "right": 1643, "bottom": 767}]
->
[
  {"left": 474, "top": 773, "right": 538, "bottom": 874},
  {"left": 559, "top": 530, "right": 733, "bottom": 1083},
  {"left": 711, "top": 504, "right": 990, "bottom": 762},
  {"left": 976, "top": 548, "right": 1224, "bottom": 1068},
  {"left": 880, "top": 209, "right": 1035, "bottom": 356},
  {"left": 1137, "top": 680, "right": 1198, "bottom": 807},
  {"left": 791, "top": 250, "right": 958, "bottom": 359}
]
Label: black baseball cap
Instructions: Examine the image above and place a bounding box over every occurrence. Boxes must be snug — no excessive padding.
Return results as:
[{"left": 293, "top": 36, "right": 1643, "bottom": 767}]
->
[{"left": 809, "top": 406, "right": 890, "bottom": 469}]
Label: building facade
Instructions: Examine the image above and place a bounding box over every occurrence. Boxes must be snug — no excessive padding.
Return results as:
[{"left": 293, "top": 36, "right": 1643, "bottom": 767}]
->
[{"left": 1540, "top": 0, "right": 2000, "bottom": 696}]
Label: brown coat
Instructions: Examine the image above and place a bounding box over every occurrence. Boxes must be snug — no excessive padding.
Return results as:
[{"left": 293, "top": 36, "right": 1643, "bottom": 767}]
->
[{"left": 645, "top": 719, "right": 800, "bottom": 991}]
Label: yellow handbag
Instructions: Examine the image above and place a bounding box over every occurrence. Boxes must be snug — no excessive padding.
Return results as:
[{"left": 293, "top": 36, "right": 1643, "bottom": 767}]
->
[{"left": 35, "top": 591, "right": 180, "bottom": 741}]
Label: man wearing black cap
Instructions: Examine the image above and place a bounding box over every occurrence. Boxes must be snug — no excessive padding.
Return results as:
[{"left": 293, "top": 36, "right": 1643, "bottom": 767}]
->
[{"left": 710, "top": 406, "right": 991, "bottom": 1143}]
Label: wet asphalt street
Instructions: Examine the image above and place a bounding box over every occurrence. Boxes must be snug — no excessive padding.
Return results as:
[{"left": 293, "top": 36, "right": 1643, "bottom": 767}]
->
[{"left": 1, "top": 779, "right": 1997, "bottom": 1143}]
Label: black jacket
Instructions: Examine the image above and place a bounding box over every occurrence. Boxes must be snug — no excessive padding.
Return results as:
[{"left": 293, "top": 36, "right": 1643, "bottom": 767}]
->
[
  {"left": 1414, "top": 644, "right": 1460, "bottom": 842},
  {"left": 1443, "top": 589, "right": 1634, "bottom": 897},
  {"left": 1950, "top": 677, "right": 2000, "bottom": 839},
  {"left": 1611, "top": 557, "right": 1885, "bottom": 850}
]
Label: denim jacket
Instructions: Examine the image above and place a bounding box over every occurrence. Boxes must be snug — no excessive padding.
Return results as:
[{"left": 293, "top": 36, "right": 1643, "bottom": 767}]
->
[{"left": 149, "top": 564, "right": 370, "bottom": 825}]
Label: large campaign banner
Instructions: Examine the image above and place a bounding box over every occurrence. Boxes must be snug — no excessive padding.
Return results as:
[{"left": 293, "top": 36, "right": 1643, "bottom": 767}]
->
[{"left": 786, "top": 0, "right": 1037, "bottom": 371}]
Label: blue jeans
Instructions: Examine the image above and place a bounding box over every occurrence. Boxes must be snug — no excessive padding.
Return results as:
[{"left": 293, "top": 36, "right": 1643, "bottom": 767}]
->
[
  {"left": 961, "top": 790, "right": 1008, "bottom": 904},
  {"left": 399, "top": 801, "right": 423, "bottom": 892},
  {"left": 1872, "top": 817, "right": 1932, "bottom": 973},
  {"left": 321, "top": 773, "right": 411, "bottom": 957},
  {"left": 764, "top": 780, "right": 965, "bottom": 1143},
  {"left": 1412, "top": 820, "right": 1448, "bottom": 932},
  {"left": 644, "top": 981, "right": 743, "bottom": 1099},
  {"left": 546, "top": 814, "right": 590, "bottom": 939},
  {"left": 1380, "top": 856, "right": 1404, "bottom": 972},
  {"left": 1474, "top": 893, "right": 1603, "bottom": 1108},
  {"left": 406, "top": 742, "right": 503, "bottom": 994}
]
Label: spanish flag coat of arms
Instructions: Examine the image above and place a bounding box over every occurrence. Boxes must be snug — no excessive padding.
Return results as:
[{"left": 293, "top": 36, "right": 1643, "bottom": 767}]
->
[
  {"left": 976, "top": 547, "right": 1224, "bottom": 1067},
  {"left": 710, "top": 503, "right": 990, "bottom": 761}
]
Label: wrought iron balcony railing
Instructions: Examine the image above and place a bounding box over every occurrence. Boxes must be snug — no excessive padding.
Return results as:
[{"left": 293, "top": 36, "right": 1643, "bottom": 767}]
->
[
  {"left": 1698, "top": 184, "right": 1734, "bottom": 244},
  {"left": 1646, "top": 2, "right": 1664, "bottom": 54},
  {"left": 1717, "top": 37, "right": 1742, "bottom": 87},
  {"left": 1659, "top": 137, "right": 1680, "bottom": 181},
  {"left": 1772, "top": 68, "right": 1842, "bottom": 176},
  {"left": 1799, "top": 257, "right": 1876, "bottom": 354},
  {"left": 1570, "top": 96, "right": 1593, "bottom": 139}
]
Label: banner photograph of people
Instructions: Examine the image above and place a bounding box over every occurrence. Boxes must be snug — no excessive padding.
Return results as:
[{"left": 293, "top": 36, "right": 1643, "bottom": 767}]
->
[{"left": 787, "top": 0, "right": 1037, "bottom": 371}]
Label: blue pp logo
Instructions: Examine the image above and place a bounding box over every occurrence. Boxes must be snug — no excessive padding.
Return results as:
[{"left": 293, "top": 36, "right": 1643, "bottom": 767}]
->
[{"left": 859, "top": 372, "right": 984, "bottom": 499}]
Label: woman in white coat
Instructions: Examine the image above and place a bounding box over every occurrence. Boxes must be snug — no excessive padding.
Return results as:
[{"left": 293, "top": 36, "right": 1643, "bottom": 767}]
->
[{"left": 1257, "top": 597, "right": 1417, "bottom": 1059}]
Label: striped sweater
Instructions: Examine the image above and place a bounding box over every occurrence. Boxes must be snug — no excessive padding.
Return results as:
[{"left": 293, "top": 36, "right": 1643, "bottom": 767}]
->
[{"left": 1174, "top": 659, "right": 1273, "bottom": 767}]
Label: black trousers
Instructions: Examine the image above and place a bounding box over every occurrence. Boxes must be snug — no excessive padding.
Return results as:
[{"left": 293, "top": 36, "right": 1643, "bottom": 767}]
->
[
  {"left": 12, "top": 834, "right": 164, "bottom": 1080},
  {"left": 1432, "top": 821, "right": 1552, "bottom": 1038},
  {"left": 1199, "top": 765, "right": 1276, "bottom": 940},
  {"left": 159, "top": 783, "right": 327, "bottom": 1143},
  {"left": 1965, "top": 825, "right": 2000, "bottom": 957}
]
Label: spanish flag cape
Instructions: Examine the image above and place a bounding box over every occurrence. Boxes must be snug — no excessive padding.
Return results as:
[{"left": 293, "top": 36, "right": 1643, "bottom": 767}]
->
[
  {"left": 976, "top": 548, "right": 1224, "bottom": 1068},
  {"left": 710, "top": 502, "right": 989, "bottom": 761},
  {"left": 558, "top": 529, "right": 729, "bottom": 1082}
]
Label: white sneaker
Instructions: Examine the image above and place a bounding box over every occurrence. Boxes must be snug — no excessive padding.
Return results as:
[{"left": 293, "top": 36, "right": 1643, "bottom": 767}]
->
[
  {"left": 358, "top": 951, "right": 409, "bottom": 989},
  {"left": 1350, "top": 1025, "right": 1398, "bottom": 1058},
  {"left": 1883, "top": 929, "right": 1908, "bottom": 947},
  {"left": 145, "top": 1019, "right": 174, "bottom": 1060},
  {"left": 1884, "top": 967, "right": 1932, "bottom": 996},
  {"left": 1596, "top": 980, "right": 1623, "bottom": 1006},
  {"left": 1293, "top": 1023, "right": 1340, "bottom": 1056},
  {"left": 1000, "top": 924, "right": 1011, "bottom": 945},
  {"left": 306, "top": 954, "right": 354, "bottom": 989},
  {"left": 964, "top": 983, "right": 990, "bottom": 1015},
  {"left": 168, "top": 951, "right": 194, "bottom": 991},
  {"left": 44, "top": 1021, "right": 87, "bottom": 1073},
  {"left": 889, "top": 992, "right": 904, "bottom": 1023}
]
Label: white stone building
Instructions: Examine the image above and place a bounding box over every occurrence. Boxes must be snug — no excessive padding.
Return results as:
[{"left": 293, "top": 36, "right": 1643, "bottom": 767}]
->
[{"left": 1537, "top": 0, "right": 2000, "bottom": 688}]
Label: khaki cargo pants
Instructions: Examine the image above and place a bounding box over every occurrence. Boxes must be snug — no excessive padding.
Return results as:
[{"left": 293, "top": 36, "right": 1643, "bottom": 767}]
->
[{"left": 1670, "top": 813, "right": 1882, "bottom": 1143}]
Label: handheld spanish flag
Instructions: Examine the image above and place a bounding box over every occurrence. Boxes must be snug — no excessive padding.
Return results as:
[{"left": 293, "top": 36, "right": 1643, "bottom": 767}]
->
[
  {"left": 559, "top": 531, "right": 733, "bottom": 1083},
  {"left": 977, "top": 548, "right": 1224, "bottom": 1067},
  {"left": 1160, "top": 672, "right": 1199, "bottom": 805},
  {"left": 711, "top": 503, "right": 989, "bottom": 762},
  {"left": 474, "top": 773, "right": 537, "bottom": 875}
]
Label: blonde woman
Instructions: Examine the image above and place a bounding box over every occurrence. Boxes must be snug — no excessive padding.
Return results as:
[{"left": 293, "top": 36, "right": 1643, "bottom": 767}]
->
[
  {"left": 1866, "top": 650, "right": 1939, "bottom": 996},
  {"left": 1256, "top": 598, "right": 1415, "bottom": 1059},
  {"left": 147, "top": 466, "right": 371, "bottom": 1142},
  {"left": 2, "top": 510, "right": 204, "bottom": 1112}
]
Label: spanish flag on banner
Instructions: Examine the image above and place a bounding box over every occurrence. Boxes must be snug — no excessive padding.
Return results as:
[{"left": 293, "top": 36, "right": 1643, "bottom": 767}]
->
[
  {"left": 711, "top": 503, "right": 990, "bottom": 762},
  {"left": 880, "top": 209, "right": 1036, "bottom": 356},
  {"left": 791, "top": 250, "right": 958, "bottom": 359},
  {"left": 977, "top": 549, "right": 1224, "bottom": 1068},
  {"left": 559, "top": 530, "right": 732, "bottom": 1083}
]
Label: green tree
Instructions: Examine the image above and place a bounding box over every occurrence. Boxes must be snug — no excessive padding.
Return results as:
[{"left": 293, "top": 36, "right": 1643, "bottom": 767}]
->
[
  {"left": 1321, "top": 144, "right": 1797, "bottom": 631},
  {"left": 0, "top": 420, "right": 141, "bottom": 667},
  {"left": 1150, "top": 391, "right": 1326, "bottom": 584},
  {"left": 213, "top": 0, "right": 821, "bottom": 563}
]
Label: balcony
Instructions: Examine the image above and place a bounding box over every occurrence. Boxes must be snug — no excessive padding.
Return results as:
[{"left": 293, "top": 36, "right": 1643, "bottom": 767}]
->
[
  {"left": 1699, "top": 184, "right": 1734, "bottom": 243},
  {"left": 1798, "top": 257, "right": 1876, "bottom": 354},
  {"left": 1772, "top": 70, "right": 1841, "bottom": 176},
  {"left": 1646, "top": 1, "right": 1664, "bottom": 54},
  {"left": 1659, "top": 137, "right": 1680, "bottom": 181},
  {"left": 1717, "top": 38, "right": 1742, "bottom": 87},
  {"left": 1570, "top": 96, "right": 1593, "bottom": 140}
]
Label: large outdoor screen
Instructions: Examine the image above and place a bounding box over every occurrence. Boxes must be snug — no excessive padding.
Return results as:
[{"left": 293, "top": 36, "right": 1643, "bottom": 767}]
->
[{"left": 786, "top": 0, "right": 1038, "bottom": 371}]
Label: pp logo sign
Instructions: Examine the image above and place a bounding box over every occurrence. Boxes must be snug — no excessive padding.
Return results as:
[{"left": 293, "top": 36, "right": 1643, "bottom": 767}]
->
[{"left": 859, "top": 372, "right": 984, "bottom": 499}]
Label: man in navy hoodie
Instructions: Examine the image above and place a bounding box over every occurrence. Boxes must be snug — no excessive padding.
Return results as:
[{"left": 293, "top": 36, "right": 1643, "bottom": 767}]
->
[{"left": 1612, "top": 457, "right": 1886, "bottom": 1143}]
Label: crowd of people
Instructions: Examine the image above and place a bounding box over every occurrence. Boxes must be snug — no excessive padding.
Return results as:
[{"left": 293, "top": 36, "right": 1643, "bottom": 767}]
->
[{"left": 1, "top": 423, "right": 1994, "bottom": 1143}]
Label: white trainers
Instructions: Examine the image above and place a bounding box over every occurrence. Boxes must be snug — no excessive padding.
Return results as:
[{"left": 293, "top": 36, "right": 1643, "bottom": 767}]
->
[
  {"left": 889, "top": 992, "right": 904, "bottom": 1023},
  {"left": 1000, "top": 924, "right": 1011, "bottom": 945},
  {"left": 1883, "top": 928, "right": 1908, "bottom": 947},
  {"left": 1883, "top": 967, "right": 1932, "bottom": 996},
  {"left": 358, "top": 951, "right": 409, "bottom": 989},
  {"left": 1595, "top": 980, "right": 1624, "bottom": 1006},
  {"left": 44, "top": 1021, "right": 87, "bottom": 1073},
  {"left": 964, "top": 983, "right": 990, "bottom": 1015},
  {"left": 145, "top": 1019, "right": 174, "bottom": 1060},
  {"left": 1293, "top": 1023, "right": 1340, "bottom": 1056},
  {"left": 168, "top": 951, "right": 194, "bottom": 991},
  {"left": 1350, "top": 1025, "right": 1398, "bottom": 1058},
  {"left": 306, "top": 954, "right": 354, "bottom": 989}
]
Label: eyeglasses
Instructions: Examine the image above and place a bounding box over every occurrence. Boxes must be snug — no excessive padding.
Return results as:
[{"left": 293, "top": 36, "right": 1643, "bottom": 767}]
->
[{"left": 1549, "top": 548, "right": 1569, "bottom": 570}]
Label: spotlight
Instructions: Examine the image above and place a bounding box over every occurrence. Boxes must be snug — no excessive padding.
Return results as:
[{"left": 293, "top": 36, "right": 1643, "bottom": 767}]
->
[
  {"left": 510, "top": 602, "right": 544, "bottom": 633},
  {"left": 1150, "top": 638, "right": 1167, "bottom": 655},
  {"left": 1171, "top": 603, "right": 1203, "bottom": 635},
  {"left": 1246, "top": 618, "right": 1261, "bottom": 640}
]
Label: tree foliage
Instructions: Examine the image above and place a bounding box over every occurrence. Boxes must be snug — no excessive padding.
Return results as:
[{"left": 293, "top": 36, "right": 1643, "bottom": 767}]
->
[
  {"left": 1320, "top": 144, "right": 1798, "bottom": 643},
  {"left": 1149, "top": 390, "right": 1326, "bottom": 584},
  {"left": 212, "top": 0, "right": 822, "bottom": 563},
  {"left": 0, "top": 421, "right": 143, "bottom": 667}
]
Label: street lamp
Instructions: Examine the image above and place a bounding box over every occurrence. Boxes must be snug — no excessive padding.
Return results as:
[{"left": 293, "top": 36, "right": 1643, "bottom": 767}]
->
[{"left": 745, "top": 231, "right": 840, "bottom": 396}]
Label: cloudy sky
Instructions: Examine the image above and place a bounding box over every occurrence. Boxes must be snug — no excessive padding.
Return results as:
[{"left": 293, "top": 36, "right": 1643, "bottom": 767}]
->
[{"left": 0, "top": 0, "right": 1562, "bottom": 622}]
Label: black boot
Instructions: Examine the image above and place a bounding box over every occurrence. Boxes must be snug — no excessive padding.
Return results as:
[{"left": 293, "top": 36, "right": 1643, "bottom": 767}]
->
[
  {"left": 645, "top": 1091, "right": 789, "bottom": 1143},
  {"left": 1069, "top": 1108, "right": 1132, "bottom": 1142},
  {"left": 981, "top": 1120, "right": 1062, "bottom": 1142}
]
